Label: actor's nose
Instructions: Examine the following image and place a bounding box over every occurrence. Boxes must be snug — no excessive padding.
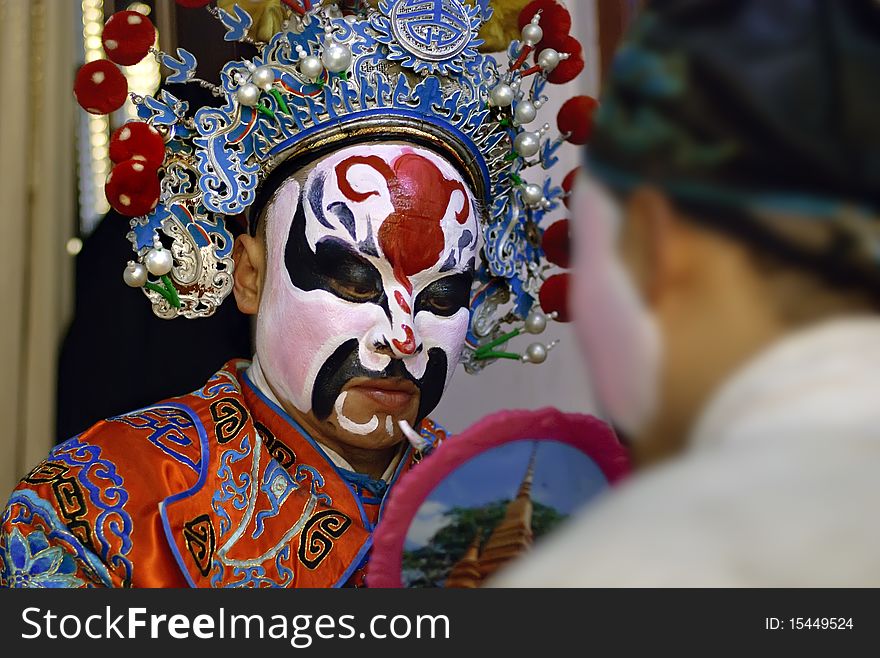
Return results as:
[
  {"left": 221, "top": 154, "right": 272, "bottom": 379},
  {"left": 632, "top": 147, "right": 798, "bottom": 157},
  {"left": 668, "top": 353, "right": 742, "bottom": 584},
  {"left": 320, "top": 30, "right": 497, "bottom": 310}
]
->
[
  {"left": 369, "top": 290, "right": 423, "bottom": 359},
  {"left": 388, "top": 323, "right": 422, "bottom": 358},
  {"left": 368, "top": 323, "right": 423, "bottom": 359}
]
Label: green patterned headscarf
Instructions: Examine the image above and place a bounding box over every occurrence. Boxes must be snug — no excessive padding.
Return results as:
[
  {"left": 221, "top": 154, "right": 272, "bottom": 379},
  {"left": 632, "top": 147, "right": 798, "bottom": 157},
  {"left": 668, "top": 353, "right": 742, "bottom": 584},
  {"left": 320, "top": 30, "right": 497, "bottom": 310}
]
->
[{"left": 589, "top": 0, "right": 880, "bottom": 290}]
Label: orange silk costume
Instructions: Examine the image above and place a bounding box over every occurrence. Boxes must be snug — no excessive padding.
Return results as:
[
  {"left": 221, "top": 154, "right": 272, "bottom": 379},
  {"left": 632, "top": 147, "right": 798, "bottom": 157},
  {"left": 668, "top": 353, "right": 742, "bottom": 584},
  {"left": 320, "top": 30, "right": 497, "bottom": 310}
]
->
[{"left": 0, "top": 360, "right": 446, "bottom": 588}]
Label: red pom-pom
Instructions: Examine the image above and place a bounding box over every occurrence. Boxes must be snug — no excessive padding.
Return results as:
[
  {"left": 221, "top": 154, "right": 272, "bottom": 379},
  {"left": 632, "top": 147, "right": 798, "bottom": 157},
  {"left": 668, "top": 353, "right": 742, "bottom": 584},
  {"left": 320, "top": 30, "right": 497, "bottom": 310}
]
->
[
  {"left": 549, "top": 51, "right": 584, "bottom": 84},
  {"left": 102, "top": 11, "right": 156, "bottom": 66},
  {"left": 105, "top": 160, "right": 161, "bottom": 217},
  {"left": 539, "top": 3, "right": 572, "bottom": 38},
  {"left": 558, "top": 96, "right": 599, "bottom": 146},
  {"left": 539, "top": 273, "right": 571, "bottom": 322},
  {"left": 175, "top": 0, "right": 213, "bottom": 7},
  {"left": 518, "top": 0, "right": 572, "bottom": 39},
  {"left": 562, "top": 167, "right": 580, "bottom": 209},
  {"left": 542, "top": 220, "right": 571, "bottom": 269},
  {"left": 544, "top": 36, "right": 584, "bottom": 84},
  {"left": 74, "top": 60, "right": 128, "bottom": 115},
  {"left": 110, "top": 122, "right": 166, "bottom": 169}
]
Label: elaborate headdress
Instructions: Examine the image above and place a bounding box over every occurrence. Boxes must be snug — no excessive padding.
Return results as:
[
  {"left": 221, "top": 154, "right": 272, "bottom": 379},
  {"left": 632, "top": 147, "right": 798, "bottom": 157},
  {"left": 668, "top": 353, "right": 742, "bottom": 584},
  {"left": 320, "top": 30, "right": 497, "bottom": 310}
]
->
[{"left": 73, "top": 0, "right": 594, "bottom": 370}]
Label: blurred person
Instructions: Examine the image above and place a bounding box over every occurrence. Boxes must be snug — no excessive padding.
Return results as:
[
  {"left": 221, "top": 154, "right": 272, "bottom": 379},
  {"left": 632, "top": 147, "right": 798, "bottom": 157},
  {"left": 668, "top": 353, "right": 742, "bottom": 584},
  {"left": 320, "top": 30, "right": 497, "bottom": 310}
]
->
[
  {"left": 0, "top": 1, "right": 579, "bottom": 588},
  {"left": 495, "top": 0, "right": 880, "bottom": 586}
]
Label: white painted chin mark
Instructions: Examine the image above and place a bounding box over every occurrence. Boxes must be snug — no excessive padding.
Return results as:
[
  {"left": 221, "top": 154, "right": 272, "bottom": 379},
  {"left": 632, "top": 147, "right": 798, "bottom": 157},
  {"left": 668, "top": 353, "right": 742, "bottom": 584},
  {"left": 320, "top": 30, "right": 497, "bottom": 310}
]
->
[
  {"left": 334, "top": 391, "right": 379, "bottom": 435},
  {"left": 385, "top": 415, "right": 394, "bottom": 437}
]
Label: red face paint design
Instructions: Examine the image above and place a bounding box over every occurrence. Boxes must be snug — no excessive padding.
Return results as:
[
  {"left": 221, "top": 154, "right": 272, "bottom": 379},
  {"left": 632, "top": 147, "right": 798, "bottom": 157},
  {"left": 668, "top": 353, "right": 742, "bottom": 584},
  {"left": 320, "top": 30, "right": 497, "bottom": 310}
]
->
[
  {"left": 335, "top": 152, "right": 470, "bottom": 292},
  {"left": 394, "top": 290, "right": 412, "bottom": 315},
  {"left": 392, "top": 324, "right": 417, "bottom": 356}
]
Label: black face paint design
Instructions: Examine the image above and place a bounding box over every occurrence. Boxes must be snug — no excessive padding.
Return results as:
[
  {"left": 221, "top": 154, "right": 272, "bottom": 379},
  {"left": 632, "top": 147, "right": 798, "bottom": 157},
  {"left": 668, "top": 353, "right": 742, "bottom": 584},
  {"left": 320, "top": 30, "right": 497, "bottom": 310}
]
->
[
  {"left": 328, "top": 201, "right": 357, "bottom": 240},
  {"left": 439, "top": 251, "right": 457, "bottom": 273},
  {"left": 415, "top": 271, "right": 473, "bottom": 317},
  {"left": 312, "top": 339, "right": 449, "bottom": 424},
  {"left": 358, "top": 217, "right": 379, "bottom": 257},
  {"left": 285, "top": 195, "right": 392, "bottom": 317},
  {"left": 308, "top": 170, "right": 334, "bottom": 230}
]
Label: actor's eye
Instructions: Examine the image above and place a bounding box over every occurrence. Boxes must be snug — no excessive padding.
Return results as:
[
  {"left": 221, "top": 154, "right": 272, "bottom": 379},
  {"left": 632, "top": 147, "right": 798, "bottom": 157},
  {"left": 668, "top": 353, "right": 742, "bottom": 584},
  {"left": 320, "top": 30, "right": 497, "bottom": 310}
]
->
[
  {"left": 328, "top": 277, "right": 381, "bottom": 302},
  {"left": 415, "top": 272, "right": 473, "bottom": 317},
  {"left": 314, "top": 238, "right": 384, "bottom": 304}
]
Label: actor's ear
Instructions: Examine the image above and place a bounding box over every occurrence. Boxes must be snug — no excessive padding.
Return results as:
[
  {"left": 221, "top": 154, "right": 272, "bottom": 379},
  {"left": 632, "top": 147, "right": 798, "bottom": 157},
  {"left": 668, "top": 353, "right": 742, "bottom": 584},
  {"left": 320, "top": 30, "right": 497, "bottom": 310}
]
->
[
  {"left": 232, "top": 233, "right": 265, "bottom": 315},
  {"left": 622, "top": 186, "right": 693, "bottom": 306}
]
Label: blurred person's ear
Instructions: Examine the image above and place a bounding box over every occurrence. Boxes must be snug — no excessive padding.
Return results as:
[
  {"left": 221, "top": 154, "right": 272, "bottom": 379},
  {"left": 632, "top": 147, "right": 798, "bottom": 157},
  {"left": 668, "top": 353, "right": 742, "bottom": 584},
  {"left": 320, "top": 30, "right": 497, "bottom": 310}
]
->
[
  {"left": 232, "top": 233, "right": 265, "bottom": 315},
  {"left": 619, "top": 186, "right": 698, "bottom": 309}
]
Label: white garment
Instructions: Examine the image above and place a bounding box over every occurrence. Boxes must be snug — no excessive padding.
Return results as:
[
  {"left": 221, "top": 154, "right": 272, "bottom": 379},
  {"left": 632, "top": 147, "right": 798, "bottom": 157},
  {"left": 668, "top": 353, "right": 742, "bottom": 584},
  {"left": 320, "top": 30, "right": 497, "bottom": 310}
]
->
[
  {"left": 493, "top": 318, "right": 880, "bottom": 586},
  {"left": 247, "top": 355, "right": 403, "bottom": 480}
]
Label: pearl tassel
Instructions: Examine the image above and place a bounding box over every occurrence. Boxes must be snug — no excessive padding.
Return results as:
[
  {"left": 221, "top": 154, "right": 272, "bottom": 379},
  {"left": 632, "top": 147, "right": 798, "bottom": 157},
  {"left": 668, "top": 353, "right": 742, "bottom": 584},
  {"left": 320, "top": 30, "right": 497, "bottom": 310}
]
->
[
  {"left": 472, "top": 311, "right": 558, "bottom": 364},
  {"left": 521, "top": 340, "right": 560, "bottom": 364},
  {"left": 512, "top": 12, "right": 543, "bottom": 71}
]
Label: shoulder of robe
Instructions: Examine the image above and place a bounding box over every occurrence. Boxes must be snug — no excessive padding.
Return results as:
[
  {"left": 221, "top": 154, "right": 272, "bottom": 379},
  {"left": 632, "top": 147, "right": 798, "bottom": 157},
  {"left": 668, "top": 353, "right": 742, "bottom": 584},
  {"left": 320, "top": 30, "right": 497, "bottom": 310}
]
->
[{"left": 0, "top": 361, "right": 252, "bottom": 588}]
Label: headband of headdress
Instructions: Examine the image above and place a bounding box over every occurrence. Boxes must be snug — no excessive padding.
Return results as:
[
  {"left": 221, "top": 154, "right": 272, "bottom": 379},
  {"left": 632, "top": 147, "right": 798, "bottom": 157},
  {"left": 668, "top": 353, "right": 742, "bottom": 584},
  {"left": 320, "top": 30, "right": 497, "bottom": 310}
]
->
[{"left": 73, "top": 0, "right": 596, "bottom": 371}]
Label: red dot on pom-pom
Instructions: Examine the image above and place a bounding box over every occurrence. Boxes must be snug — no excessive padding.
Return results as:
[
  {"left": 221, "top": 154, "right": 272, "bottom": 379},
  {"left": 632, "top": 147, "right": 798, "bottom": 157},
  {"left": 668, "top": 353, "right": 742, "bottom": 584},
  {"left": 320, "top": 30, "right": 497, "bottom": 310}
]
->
[
  {"left": 110, "top": 122, "right": 165, "bottom": 169},
  {"left": 175, "top": 0, "right": 213, "bottom": 7},
  {"left": 558, "top": 95, "right": 599, "bottom": 146},
  {"left": 539, "top": 273, "right": 571, "bottom": 322},
  {"left": 105, "top": 160, "right": 161, "bottom": 217},
  {"left": 542, "top": 220, "right": 571, "bottom": 269},
  {"left": 74, "top": 60, "right": 128, "bottom": 115},
  {"left": 102, "top": 11, "right": 156, "bottom": 66},
  {"left": 544, "top": 36, "right": 584, "bottom": 84},
  {"left": 518, "top": 0, "right": 572, "bottom": 40}
]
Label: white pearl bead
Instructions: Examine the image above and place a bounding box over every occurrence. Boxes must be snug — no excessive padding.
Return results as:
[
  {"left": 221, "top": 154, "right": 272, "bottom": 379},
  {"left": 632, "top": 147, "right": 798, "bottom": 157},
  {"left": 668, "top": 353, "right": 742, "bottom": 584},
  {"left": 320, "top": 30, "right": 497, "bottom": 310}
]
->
[
  {"left": 321, "top": 42, "right": 352, "bottom": 73},
  {"left": 525, "top": 310, "right": 547, "bottom": 334},
  {"left": 513, "top": 100, "right": 537, "bottom": 125},
  {"left": 236, "top": 83, "right": 260, "bottom": 107},
  {"left": 537, "top": 48, "right": 560, "bottom": 72},
  {"left": 522, "top": 183, "right": 544, "bottom": 207},
  {"left": 145, "top": 248, "right": 173, "bottom": 276},
  {"left": 525, "top": 342, "right": 548, "bottom": 364},
  {"left": 299, "top": 55, "right": 324, "bottom": 80},
  {"left": 251, "top": 66, "right": 275, "bottom": 90},
  {"left": 489, "top": 83, "right": 514, "bottom": 107},
  {"left": 514, "top": 131, "right": 541, "bottom": 157},
  {"left": 521, "top": 23, "right": 543, "bottom": 47},
  {"left": 123, "top": 262, "right": 147, "bottom": 288}
]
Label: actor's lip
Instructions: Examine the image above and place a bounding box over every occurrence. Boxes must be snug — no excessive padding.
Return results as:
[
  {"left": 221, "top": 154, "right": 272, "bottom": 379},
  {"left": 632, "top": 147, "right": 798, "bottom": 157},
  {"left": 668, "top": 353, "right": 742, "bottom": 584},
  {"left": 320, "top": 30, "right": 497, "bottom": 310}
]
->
[{"left": 347, "top": 378, "right": 419, "bottom": 411}]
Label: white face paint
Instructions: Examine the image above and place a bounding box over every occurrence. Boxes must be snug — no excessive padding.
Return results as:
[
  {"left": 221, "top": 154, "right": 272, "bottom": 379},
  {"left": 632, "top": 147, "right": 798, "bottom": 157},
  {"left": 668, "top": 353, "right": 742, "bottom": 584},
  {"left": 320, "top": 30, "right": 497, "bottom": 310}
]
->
[
  {"left": 570, "top": 173, "right": 663, "bottom": 438},
  {"left": 255, "top": 143, "right": 480, "bottom": 438},
  {"left": 334, "top": 392, "right": 379, "bottom": 435}
]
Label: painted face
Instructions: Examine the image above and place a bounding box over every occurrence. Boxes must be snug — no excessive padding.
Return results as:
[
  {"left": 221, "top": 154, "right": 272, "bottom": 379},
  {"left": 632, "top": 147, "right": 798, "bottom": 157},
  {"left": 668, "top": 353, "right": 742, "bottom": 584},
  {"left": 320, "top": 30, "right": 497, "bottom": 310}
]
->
[{"left": 255, "top": 143, "right": 479, "bottom": 446}]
